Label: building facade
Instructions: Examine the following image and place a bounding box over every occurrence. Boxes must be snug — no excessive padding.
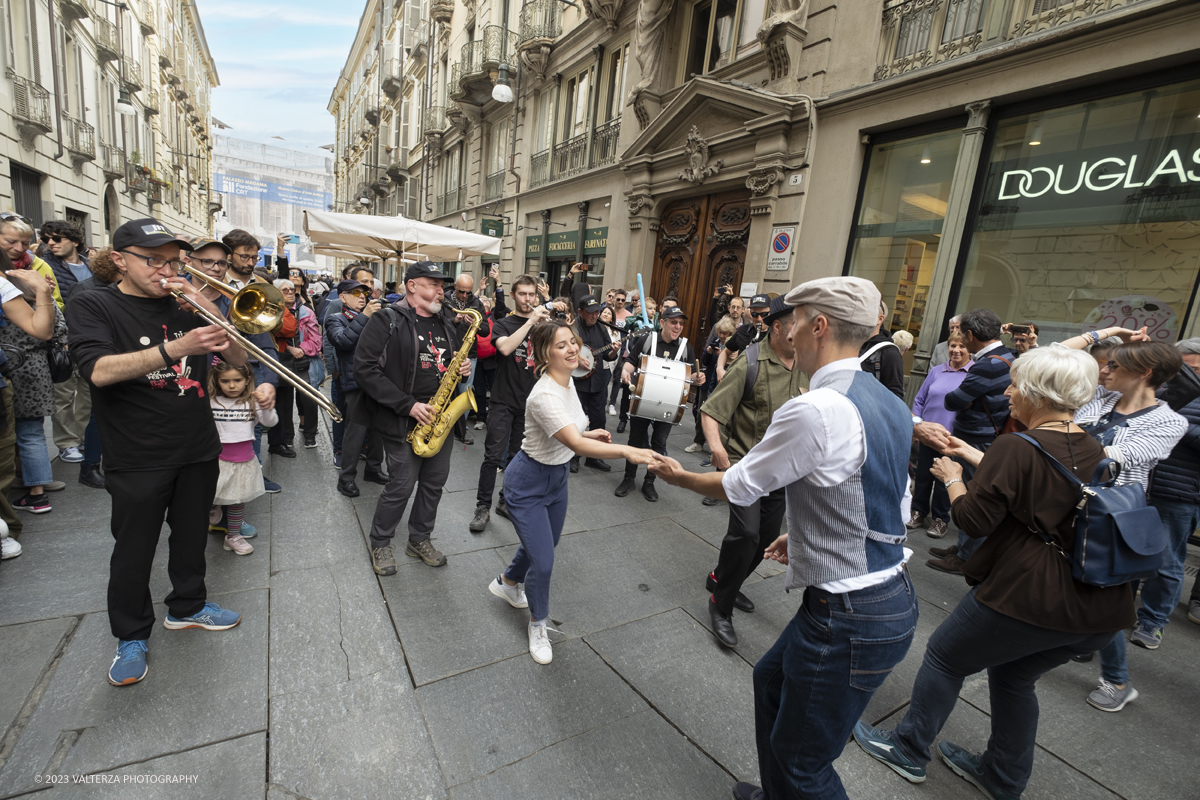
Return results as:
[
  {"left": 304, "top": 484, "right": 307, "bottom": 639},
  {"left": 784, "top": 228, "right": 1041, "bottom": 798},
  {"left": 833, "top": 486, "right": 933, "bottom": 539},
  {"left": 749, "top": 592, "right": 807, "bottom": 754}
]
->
[
  {"left": 212, "top": 135, "right": 336, "bottom": 273},
  {"left": 2, "top": 0, "right": 218, "bottom": 244},
  {"left": 331, "top": 0, "right": 1200, "bottom": 388}
]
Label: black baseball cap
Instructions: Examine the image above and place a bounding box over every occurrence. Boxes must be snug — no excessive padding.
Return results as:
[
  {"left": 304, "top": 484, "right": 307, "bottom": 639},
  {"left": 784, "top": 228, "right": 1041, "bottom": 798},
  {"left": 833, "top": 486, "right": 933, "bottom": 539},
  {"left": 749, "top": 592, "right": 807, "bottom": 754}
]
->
[
  {"left": 578, "top": 294, "right": 602, "bottom": 313},
  {"left": 405, "top": 261, "right": 447, "bottom": 282},
  {"left": 764, "top": 295, "right": 791, "bottom": 325},
  {"left": 113, "top": 218, "right": 194, "bottom": 251},
  {"left": 748, "top": 294, "right": 771, "bottom": 309},
  {"left": 336, "top": 279, "right": 367, "bottom": 295},
  {"left": 661, "top": 306, "right": 688, "bottom": 320}
]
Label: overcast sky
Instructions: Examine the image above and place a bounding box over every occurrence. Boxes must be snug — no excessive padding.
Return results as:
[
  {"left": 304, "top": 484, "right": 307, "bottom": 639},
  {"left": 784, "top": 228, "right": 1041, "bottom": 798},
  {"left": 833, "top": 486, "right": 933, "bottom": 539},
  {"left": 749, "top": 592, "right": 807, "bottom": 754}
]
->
[{"left": 195, "top": 0, "right": 362, "bottom": 154}]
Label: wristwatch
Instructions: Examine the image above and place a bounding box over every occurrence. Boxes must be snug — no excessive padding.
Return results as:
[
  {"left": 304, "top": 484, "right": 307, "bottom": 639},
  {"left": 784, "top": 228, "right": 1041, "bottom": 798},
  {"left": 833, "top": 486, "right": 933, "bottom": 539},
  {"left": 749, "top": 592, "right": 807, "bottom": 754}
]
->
[{"left": 912, "top": 415, "right": 923, "bottom": 425}]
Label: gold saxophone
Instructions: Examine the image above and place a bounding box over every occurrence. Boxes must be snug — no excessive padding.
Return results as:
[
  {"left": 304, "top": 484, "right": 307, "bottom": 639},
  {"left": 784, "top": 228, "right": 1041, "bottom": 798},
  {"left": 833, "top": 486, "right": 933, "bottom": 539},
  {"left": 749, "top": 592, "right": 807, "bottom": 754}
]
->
[{"left": 408, "top": 307, "right": 483, "bottom": 457}]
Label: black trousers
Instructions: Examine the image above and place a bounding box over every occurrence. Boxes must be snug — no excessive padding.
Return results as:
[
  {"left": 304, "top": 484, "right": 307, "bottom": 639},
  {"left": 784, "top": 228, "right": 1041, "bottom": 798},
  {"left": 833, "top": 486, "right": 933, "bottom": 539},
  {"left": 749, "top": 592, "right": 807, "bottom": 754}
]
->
[
  {"left": 610, "top": 378, "right": 630, "bottom": 421},
  {"left": 624, "top": 416, "right": 671, "bottom": 482},
  {"left": 692, "top": 386, "right": 710, "bottom": 444},
  {"left": 339, "top": 391, "right": 384, "bottom": 482},
  {"left": 107, "top": 459, "right": 219, "bottom": 640},
  {"left": 476, "top": 402, "right": 526, "bottom": 509},
  {"left": 712, "top": 487, "right": 787, "bottom": 616},
  {"left": 268, "top": 354, "right": 317, "bottom": 446},
  {"left": 474, "top": 366, "right": 495, "bottom": 422},
  {"left": 576, "top": 388, "right": 607, "bottom": 433}
]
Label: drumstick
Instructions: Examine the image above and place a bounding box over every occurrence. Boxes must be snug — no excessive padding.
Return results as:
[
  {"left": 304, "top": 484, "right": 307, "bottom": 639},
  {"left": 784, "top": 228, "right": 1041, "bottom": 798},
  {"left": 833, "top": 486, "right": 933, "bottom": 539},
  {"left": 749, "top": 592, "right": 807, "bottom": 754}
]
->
[{"left": 636, "top": 273, "right": 651, "bottom": 328}]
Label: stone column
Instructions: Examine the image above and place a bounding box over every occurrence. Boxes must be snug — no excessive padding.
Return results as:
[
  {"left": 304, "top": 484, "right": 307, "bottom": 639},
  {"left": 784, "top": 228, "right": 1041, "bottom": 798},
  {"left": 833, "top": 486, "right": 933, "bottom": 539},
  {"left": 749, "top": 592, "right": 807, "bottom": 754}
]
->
[
  {"left": 539, "top": 208, "right": 551, "bottom": 279},
  {"left": 907, "top": 100, "right": 991, "bottom": 400}
]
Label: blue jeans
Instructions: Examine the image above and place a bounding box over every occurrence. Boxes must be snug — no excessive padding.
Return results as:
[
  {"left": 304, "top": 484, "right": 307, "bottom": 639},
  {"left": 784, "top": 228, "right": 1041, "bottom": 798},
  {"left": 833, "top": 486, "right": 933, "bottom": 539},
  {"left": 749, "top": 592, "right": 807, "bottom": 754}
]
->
[
  {"left": 502, "top": 451, "right": 569, "bottom": 623},
  {"left": 893, "top": 589, "right": 1116, "bottom": 796},
  {"left": 1140, "top": 497, "right": 1200, "bottom": 629},
  {"left": 912, "top": 443, "right": 950, "bottom": 522},
  {"left": 954, "top": 436, "right": 994, "bottom": 560},
  {"left": 15, "top": 417, "right": 54, "bottom": 487},
  {"left": 754, "top": 570, "right": 918, "bottom": 799},
  {"left": 307, "top": 357, "right": 326, "bottom": 389}
]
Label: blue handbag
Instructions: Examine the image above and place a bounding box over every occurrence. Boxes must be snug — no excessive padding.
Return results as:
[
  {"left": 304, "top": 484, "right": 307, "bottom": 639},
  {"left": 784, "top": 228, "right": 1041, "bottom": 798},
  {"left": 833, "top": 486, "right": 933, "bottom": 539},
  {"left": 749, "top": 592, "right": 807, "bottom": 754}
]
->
[{"left": 1014, "top": 433, "right": 1166, "bottom": 587}]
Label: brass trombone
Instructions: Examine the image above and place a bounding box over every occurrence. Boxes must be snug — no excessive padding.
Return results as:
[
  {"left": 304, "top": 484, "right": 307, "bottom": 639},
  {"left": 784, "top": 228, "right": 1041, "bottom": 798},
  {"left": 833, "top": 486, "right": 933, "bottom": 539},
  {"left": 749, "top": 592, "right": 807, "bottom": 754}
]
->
[{"left": 162, "top": 266, "right": 343, "bottom": 422}]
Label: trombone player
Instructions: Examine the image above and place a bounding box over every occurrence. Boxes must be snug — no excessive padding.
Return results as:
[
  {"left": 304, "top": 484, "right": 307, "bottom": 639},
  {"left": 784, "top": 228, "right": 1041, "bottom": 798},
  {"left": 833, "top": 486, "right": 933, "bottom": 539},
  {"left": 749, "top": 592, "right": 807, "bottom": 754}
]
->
[{"left": 67, "top": 219, "right": 249, "bottom": 687}]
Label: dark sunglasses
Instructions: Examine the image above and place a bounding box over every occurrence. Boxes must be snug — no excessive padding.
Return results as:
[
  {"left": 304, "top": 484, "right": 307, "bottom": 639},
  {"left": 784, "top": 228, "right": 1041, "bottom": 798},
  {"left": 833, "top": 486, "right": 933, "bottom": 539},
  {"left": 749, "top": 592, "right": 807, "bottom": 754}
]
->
[
  {"left": 749, "top": 310, "right": 768, "bottom": 318},
  {"left": 0, "top": 213, "right": 31, "bottom": 224},
  {"left": 43, "top": 235, "right": 70, "bottom": 244}
]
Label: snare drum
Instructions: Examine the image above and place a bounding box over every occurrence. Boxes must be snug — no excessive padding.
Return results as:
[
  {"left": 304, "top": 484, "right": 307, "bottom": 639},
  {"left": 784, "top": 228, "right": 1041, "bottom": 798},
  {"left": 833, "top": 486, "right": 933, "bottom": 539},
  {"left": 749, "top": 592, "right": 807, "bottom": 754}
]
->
[{"left": 629, "top": 355, "right": 692, "bottom": 424}]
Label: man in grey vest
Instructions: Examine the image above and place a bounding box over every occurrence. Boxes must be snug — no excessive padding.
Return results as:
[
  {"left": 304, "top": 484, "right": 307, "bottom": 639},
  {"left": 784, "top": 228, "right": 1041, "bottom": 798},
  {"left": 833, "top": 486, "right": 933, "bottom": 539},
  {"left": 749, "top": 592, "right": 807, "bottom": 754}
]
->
[{"left": 650, "top": 276, "right": 918, "bottom": 800}]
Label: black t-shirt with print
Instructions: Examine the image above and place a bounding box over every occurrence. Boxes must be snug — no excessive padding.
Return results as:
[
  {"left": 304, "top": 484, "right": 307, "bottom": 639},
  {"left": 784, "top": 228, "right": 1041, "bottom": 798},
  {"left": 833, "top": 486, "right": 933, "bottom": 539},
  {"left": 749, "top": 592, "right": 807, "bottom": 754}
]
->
[
  {"left": 490, "top": 313, "right": 539, "bottom": 409},
  {"left": 411, "top": 312, "right": 454, "bottom": 403},
  {"left": 66, "top": 284, "right": 220, "bottom": 471}
]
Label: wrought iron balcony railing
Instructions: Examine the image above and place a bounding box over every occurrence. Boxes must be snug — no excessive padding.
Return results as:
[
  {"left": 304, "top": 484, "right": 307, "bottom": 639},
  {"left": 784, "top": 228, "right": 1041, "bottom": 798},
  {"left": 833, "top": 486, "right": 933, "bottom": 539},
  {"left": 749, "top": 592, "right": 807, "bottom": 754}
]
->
[
  {"left": 591, "top": 119, "right": 621, "bottom": 168},
  {"left": 12, "top": 75, "right": 53, "bottom": 133},
  {"left": 484, "top": 169, "right": 505, "bottom": 201},
  {"left": 95, "top": 18, "right": 119, "bottom": 63},
  {"left": 519, "top": 0, "right": 562, "bottom": 44},
  {"left": 422, "top": 105, "right": 448, "bottom": 134},
  {"left": 529, "top": 150, "right": 551, "bottom": 188},
  {"left": 552, "top": 132, "right": 588, "bottom": 180},
  {"left": 62, "top": 114, "right": 96, "bottom": 162},
  {"left": 101, "top": 142, "right": 126, "bottom": 180}
]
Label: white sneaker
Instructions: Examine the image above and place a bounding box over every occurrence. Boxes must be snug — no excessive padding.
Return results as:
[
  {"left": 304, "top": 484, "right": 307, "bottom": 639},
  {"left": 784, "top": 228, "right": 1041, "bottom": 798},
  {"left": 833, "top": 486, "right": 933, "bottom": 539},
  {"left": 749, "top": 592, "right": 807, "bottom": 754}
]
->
[
  {"left": 684, "top": 442, "right": 704, "bottom": 454},
  {"left": 223, "top": 534, "right": 254, "bottom": 555},
  {"left": 488, "top": 576, "right": 528, "bottom": 608},
  {"left": 607, "top": 404, "right": 617, "bottom": 416},
  {"left": 473, "top": 421, "right": 486, "bottom": 430},
  {"left": 58, "top": 446, "right": 84, "bottom": 463},
  {"left": 528, "top": 621, "right": 553, "bottom": 664},
  {"left": 0, "top": 535, "right": 21, "bottom": 560}
]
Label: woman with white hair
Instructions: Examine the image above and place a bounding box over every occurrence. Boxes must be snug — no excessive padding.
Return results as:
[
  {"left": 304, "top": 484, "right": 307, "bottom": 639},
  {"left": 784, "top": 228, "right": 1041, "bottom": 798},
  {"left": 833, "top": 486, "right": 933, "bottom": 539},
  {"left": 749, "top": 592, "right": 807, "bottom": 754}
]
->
[
  {"left": 854, "top": 346, "right": 1135, "bottom": 799},
  {"left": 270, "top": 279, "right": 321, "bottom": 450}
]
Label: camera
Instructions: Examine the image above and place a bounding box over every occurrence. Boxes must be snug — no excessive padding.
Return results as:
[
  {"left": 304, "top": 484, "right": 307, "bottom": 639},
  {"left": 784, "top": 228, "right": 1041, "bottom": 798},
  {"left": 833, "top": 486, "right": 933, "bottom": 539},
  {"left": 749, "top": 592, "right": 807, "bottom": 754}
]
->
[
  {"left": 1009, "top": 324, "right": 1030, "bottom": 335},
  {"left": 543, "top": 302, "right": 566, "bottom": 320}
]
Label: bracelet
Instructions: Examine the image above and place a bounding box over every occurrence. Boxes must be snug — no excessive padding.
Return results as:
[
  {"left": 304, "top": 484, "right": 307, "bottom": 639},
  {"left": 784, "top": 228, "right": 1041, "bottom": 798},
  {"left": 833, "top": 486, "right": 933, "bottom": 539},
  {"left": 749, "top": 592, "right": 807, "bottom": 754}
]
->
[
  {"left": 158, "top": 342, "right": 174, "bottom": 367},
  {"left": 944, "top": 478, "right": 963, "bottom": 489}
]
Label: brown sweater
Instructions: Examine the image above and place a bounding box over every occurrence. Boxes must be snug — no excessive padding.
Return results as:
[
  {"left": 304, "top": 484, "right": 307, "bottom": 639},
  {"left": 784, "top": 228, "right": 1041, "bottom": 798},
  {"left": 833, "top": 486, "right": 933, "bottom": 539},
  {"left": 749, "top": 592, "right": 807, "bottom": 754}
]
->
[{"left": 955, "top": 429, "right": 1136, "bottom": 634}]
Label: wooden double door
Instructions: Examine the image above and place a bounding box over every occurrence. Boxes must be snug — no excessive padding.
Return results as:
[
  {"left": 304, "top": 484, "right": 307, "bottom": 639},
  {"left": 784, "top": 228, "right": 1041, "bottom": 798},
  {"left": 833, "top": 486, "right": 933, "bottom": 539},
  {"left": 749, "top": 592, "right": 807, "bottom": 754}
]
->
[{"left": 649, "top": 189, "right": 751, "bottom": 347}]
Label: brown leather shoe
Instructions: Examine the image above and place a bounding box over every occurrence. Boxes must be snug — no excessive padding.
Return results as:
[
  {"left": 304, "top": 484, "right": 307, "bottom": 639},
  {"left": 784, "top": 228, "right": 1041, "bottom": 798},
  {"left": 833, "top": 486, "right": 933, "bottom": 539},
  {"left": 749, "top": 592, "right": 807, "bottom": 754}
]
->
[
  {"left": 926, "top": 554, "right": 966, "bottom": 575},
  {"left": 926, "top": 519, "right": 949, "bottom": 539},
  {"left": 929, "top": 543, "right": 958, "bottom": 559}
]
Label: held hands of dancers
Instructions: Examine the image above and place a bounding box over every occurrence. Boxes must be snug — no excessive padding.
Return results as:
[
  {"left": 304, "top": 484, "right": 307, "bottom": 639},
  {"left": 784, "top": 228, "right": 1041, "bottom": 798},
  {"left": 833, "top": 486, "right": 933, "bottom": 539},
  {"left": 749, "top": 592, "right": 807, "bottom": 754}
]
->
[
  {"left": 937, "top": 436, "right": 984, "bottom": 466},
  {"left": 583, "top": 429, "right": 612, "bottom": 444},
  {"left": 913, "top": 421, "right": 951, "bottom": 450},
  {"left": 623, "top": 446, "right": 657, "bottom": 465},
  {"left": 647, "top": 453, "right": 685, "bottom": 483}
]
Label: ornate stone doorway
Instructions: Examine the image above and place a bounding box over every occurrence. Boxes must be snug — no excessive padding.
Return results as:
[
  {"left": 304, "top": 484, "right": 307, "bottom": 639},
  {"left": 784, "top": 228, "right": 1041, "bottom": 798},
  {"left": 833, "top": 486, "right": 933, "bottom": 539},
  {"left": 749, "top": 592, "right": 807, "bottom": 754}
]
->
[{"left": 650, "top": 189, "right": 752, "bottom": 346}]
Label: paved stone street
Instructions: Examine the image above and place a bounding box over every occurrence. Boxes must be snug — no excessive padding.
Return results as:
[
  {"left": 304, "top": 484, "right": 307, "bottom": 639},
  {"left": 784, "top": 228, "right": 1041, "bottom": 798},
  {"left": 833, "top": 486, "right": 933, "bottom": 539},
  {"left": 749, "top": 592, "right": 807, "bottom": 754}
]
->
[{"left": 0, "top": 415, "right": 1196, "bottom": 800}]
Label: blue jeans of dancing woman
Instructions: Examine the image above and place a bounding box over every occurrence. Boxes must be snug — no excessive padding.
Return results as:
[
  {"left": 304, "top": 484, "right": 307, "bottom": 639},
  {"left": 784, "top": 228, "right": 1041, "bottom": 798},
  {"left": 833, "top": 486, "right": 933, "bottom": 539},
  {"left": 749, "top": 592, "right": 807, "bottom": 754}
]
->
[{"left": 501, "top": 451, "right": 569, "bottom": 622}]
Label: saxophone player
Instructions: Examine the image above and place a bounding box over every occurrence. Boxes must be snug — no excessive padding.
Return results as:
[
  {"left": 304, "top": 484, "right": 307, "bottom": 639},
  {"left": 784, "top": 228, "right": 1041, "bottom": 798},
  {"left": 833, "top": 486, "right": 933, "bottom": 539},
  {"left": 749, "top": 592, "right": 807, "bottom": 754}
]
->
[{"left": 350, "top": 262, "right": 471, "bottom": 574}]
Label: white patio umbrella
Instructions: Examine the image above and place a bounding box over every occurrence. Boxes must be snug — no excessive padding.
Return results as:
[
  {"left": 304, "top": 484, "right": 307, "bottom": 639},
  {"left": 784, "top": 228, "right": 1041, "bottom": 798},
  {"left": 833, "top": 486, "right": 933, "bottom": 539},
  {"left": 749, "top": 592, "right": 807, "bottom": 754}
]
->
[{"left": 302, "top": 210, "right": 501, "bottom": 264}]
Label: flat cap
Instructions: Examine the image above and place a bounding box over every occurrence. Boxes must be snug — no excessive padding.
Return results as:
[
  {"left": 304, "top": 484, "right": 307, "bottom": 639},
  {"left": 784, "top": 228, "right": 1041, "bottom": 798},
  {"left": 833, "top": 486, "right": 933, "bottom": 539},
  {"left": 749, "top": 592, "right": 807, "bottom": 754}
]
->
[{"left": 784, "top": 276, "right": 880, "bottom": 328}]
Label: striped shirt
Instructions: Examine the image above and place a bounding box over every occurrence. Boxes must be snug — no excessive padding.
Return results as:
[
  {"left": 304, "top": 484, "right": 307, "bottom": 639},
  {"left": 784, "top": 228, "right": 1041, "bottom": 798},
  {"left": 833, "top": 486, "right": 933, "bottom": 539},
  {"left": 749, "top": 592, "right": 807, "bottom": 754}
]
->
[{"left": 1074, "top": 386, "right": 1186, "bottom": 490}]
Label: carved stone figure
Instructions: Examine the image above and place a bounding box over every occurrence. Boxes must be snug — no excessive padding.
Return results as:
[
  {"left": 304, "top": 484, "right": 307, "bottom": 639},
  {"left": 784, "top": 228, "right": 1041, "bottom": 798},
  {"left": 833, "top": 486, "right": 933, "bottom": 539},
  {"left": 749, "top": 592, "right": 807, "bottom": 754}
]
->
[
  {"left": 627, "top": 0, "right": 677, "bottom": 113},
  {"left": 757, "top": 0, "right": 809, "bottom": 43},
  {"left": 678, "top": 127, "right": 722, "bottom": 184}
]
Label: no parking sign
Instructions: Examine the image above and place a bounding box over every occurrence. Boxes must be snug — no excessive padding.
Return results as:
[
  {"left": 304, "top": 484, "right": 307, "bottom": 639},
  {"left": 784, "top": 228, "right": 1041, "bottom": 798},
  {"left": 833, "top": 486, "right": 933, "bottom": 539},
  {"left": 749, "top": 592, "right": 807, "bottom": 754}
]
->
[{"left": 766, "top": 226, "right": 795, "bottom": 271}]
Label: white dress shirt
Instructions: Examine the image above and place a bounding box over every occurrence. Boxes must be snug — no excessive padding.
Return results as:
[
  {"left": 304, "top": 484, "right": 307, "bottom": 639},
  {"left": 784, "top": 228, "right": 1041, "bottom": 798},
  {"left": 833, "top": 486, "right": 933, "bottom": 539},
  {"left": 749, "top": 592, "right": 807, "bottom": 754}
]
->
[{"left": 723, "top": 357, "right": 912, "bottom": 593}]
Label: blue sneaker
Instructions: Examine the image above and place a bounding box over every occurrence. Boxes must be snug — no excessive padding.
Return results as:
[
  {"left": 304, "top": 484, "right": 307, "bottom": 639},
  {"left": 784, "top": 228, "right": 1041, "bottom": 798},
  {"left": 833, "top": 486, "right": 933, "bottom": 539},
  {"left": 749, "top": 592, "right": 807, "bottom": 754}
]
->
[
  {"left": 938, "top": 741, "right": 1018, "bottom": 800},
  {"left": 263, "top": 477, "right": 282, "bottom": 494},
  {"left": 108, "top": 639, "right": 149, "bottom": 686},
  {"left": 1129, "top": 623, "right": 1162, "bottom": 650},
  {"left": 237, "top": 521, "right": 257, "bottom": 539},
  {"left": 853, "top": 721, "right": 926, "bottom": 782},
  {"left": 163, "top": 602, "right": 242, "bottom": 631},
  {"left": 333, "top": 452, "right": 342, "bottom": 469},
  {"left": 700, "top": 458, "right": 712, "bottom": 467}
]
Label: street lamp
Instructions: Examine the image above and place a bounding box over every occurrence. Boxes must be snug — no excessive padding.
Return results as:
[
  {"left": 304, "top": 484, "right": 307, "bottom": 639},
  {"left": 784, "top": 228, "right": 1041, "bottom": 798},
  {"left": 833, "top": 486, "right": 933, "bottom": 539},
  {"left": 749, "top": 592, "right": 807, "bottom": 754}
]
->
[
  {"left": 491, "top": 64, "right": 514, "bottom": 104},
  {"left": 116, "top": 88, "right": 137, "bottom": 116}
]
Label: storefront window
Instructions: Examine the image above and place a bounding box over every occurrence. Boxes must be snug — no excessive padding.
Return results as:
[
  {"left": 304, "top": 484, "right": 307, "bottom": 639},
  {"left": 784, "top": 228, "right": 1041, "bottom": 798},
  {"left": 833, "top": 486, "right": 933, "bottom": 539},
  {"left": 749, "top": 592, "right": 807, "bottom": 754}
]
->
[
  {"left": 847, "top": 128, "right": 964, "bottom": 368},
  {"left": 955, "top": 78, "right": 1200, "bottom": 344}
]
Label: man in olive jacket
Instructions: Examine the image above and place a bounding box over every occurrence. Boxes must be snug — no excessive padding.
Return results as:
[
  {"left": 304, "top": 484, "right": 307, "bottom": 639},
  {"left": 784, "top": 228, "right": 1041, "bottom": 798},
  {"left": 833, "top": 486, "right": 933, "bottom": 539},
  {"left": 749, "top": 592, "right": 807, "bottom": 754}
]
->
[{"left": 350, "top": 262, "right": 469, "bottom": 575}]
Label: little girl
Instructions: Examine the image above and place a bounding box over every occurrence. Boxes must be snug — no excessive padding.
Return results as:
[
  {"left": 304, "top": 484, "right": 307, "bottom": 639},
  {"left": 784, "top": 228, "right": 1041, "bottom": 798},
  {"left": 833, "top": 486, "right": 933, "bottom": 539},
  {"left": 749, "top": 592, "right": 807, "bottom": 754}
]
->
[{"left": 208, "top": 361, "right": 277, "bottom": 555}]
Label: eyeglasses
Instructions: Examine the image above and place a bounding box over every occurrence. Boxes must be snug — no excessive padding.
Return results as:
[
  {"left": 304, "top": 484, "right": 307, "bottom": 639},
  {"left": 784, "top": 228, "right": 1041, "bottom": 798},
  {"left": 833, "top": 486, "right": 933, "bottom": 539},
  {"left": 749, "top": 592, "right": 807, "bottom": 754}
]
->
[
  {"left": 1105, "top": 360, "right": 1120, "bottom": 372},
  {"left": 232, "top": 252, "right": 258, "bottom": 261},
  {"left": 190, "top": 257, "right": 230, "bottom": 270},
  {"left": 289, "top": 271, "right": 303, "bottom": 278},
  {"left": 120, "top": 250, "right": 187, "bottom": 272},
  {"left": 749, "top": 310, "right": 768, "bottom": 319},
  {"left": 0, "top": 213, "right": 31, "bottom": 224},
  {"left": 349, "top": 290, "right": 369, "bottom": 298},
  {"left": 280, "top": 287, "right": 296, "bottom": 293}
]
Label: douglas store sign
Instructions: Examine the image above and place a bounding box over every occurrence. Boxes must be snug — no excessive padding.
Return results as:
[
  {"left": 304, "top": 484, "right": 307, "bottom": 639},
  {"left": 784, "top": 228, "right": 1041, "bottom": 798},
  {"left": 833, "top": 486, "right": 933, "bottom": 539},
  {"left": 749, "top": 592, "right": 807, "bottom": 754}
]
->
[{"left": 977, "top": 133, "right": 1200, "bottom": 229}]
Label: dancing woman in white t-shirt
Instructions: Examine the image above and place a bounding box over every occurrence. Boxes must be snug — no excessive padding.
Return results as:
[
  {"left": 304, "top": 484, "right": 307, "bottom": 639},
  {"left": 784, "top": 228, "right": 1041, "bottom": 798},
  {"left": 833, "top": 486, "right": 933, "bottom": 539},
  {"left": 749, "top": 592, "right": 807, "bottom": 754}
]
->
[{"left": 488, "top": 320, "right": 655, "bottom": 664}]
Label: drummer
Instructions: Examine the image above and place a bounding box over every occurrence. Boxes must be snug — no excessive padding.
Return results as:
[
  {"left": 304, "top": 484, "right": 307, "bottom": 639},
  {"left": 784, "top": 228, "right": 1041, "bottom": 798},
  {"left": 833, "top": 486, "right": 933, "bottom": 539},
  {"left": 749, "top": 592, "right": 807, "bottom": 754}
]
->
[
  {"left": 570, "top": 289, "right": 619, "bottom": 474},
  {"left": 614, "top": 306, "right": 697, "bottom": 502}
]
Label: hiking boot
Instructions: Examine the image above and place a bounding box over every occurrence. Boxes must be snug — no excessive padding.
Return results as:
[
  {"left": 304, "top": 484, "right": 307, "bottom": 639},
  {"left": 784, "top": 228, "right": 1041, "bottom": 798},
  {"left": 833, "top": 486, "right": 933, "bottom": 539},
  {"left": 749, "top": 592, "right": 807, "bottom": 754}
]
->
[
  {"left": 406, "top": 539, "right": 447, "bottom": 567},
  {"left": 1129, "top": 623, "right": 1162, "bottom": 650},
  {"left": 906, "top": 509, "right": 926, "bottom": 529},
  {"left": 853, "top": 721, "right": 926, "bottom": 783},
  {"left": 926, "top": 554, "right": 966, "bottom": 575},
  {"left": 927, "top": 518, "right": 949, "bottom": 539},
  {"left": 929, "top": 543, "right": 958, "bottom": 558},
  {"left": 371, "top": 544, "right": 397, "bottom": 575},
  {"left": 614, "top": 477, "right": 636, "bottom": 497},
  {"left": 469, "top": 506, "right": 489, "bottom": 533},
  {"left": 938, "top": 741, "right": 1017, "bottom": 799},
  {"left": 108, "top": 640, "right": 149, "bottom": 686},
  {"left": 496, "top": 499, "right": 510, "bottom": 519},
  {"left": 1087, "top": 678, "right": 1138, "bottom": 712}
]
